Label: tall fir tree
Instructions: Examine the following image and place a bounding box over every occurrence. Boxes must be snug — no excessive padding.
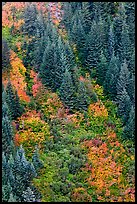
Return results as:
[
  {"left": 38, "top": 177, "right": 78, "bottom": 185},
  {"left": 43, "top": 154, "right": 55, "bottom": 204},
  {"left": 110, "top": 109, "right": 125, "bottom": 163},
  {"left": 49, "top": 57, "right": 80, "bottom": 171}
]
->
[
  {"left": 32, "top": 146, "right": 43, "bottom": 172},
  {"left": 104, "top": 52, "right": 119, "bottom": 99},
  {"left": 96, "top": 50, "right": 108, "bottom": 86},
  {"left": 116, "top": 59, "right": 130, "bottom": 102},
  {"left": 123, "top": 105, "right": 135, "bottom": 140},
  {"left": 2, "top": 38, "right": 11, "bottom": 72},
  {"left": 76, "top": 80, "right": 90, "bottom": 111},
  {"left": 117, "top": 87, "right": 132, "bottom": 124},
  {"left": 59, "top": 69, "right": 76, "bottom": 111},
  {"left": 86, "top": 19, "right": 105, "bottom": 72},
  {"left": 108, "top": 23, "right": 115, "bottom": 60},
  {"left": 22, "top": 3, "right": 38, "bottom": 37}
]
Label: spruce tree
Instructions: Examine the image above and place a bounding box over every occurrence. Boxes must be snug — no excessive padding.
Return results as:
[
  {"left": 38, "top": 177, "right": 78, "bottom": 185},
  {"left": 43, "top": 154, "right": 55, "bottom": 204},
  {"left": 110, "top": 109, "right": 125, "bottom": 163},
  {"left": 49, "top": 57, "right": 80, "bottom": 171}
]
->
[
  {"left": 40, "top": 38, "right": 55, "bottom": 90},
  {"left": 113, "top": 2, "right": 126, "bottom": 58},
  {"left": 76, "top": 81, "right": 90, "bottom": 111},
  {"left": 32, "top": 146, "right": 43, "bottom": 172},
  {"left": 104, "top": 52, "right": 119, "bottom": 99},
  {"left": 116, "top": 59, "right": 130, "bottom": 98},
  {"left": 119, "top": 20, "right": 132, "bottom": 65},
  {"left": 96, "top": 50, "right": 108, "bottom": 86},
  {"left": 2, "top": 115, "right": 13, "bottom": 156},
  {"left": 5, "top": 81, "right": 16, "bottom": 120},
  {"left": 22, "top": 187, "right": 37, "bottom": 202},
  {"left": 128, "top": 74, "right": 135, "bottom": 104},
  {"left": 59, "top": 69, "right": 76, "bottom": 111},
  {"left": 22, "top": 3, "right": 38, "bottom": 37},
  {"left": 2, "top": 38, "right": 11, "bottom": 72},
  {"left": 123, "top": 105, "right": 135, "bottom": 140},
  {"left": 108, "top": 23, "right": 115, "bottom": 60},
  {"left": 86, "top": 19, "right": 105, "bottom": 72},
  {"left": 82, "top": 2, "right": 92, "bottom": 34},
  {"left": 117, "top": 87, "right": 132, "bottom": 124},
  {"left": 14, "top": 90, "right": 24, "bottom": 118},
  {"left": 61, "top": 2, "right": 74, "bottom": 31},
  {"left": 125, "top": 2, "right": 135, "bottom": 47}
]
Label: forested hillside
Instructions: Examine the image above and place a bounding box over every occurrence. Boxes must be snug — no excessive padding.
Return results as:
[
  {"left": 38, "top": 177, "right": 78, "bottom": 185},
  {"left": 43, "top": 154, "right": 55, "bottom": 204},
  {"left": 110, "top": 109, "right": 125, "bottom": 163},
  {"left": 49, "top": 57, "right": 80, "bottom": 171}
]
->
[{"left": 2, "top": 2, "right": 135, "bottom": 202}]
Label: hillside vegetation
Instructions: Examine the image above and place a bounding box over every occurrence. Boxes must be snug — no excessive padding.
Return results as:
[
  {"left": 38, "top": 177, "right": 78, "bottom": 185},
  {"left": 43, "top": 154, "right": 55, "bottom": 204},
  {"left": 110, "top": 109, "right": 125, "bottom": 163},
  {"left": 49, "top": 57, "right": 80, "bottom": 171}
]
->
[{"left": 2, "top": 2, "right": 135, "bottom": 202}]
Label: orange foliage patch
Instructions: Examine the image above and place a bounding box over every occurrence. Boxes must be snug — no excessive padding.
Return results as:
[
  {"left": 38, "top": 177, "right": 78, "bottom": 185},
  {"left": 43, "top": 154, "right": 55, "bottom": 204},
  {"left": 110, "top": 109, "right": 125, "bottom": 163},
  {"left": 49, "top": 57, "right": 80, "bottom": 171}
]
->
[
  {"left": 2, "top": 2, "right": 25, "bottom": 28},
  {"left": 88, "top": 101, "right": 108, "bottom": 118},
  {"left": 2, "top": 50, "right": 30, "bottom": 102},
  {"left": 83, "top": 129, "right": 135, "bottom": 202}
]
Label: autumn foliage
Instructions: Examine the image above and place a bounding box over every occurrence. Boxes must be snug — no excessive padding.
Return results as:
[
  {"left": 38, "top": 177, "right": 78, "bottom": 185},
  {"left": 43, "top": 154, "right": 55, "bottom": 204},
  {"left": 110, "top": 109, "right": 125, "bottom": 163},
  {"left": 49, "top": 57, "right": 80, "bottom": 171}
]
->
[{"left": 83, "top": 128, "right": 135, "bottom": 202}]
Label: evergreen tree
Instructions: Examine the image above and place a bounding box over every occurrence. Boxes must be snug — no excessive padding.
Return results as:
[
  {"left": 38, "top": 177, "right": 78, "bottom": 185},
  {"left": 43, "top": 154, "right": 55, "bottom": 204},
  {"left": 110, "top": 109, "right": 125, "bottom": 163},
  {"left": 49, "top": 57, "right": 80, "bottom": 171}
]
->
[
  {"left": 125, "top": 2, "right": 135, "bottom": 47},
  {"left": 76, "top": 81, "right": 90, "bottom": 111},
  {"left": 36, "top": 8, "right": 46, "bottom": 39},
  {"left": 86, "top": 19, "right": 105, "bottom": 72},
  {"left": 22, "top": 187, "right": 38, "bottom": 202},
  {"left": 2, "top": 115, "right": 13, "bottom": 156},
  {"left": 96, "top": 50, "right": 108, "bottom": 85},
  {"left": 64, "top": 41, "right": 76, "bottom": 72},
  {"left": 108, "top": 23, "right": 115, "bottom": 60},
  {"left": 2, "top": 38, "right": 11, "bottom": 72},
  {"left": 104, "top": 53, "right": 119, "bottom": 99},
  {"left": 119, "top": 20, "right": 132, "bottom": 65},
  {"left": 12, "top": 146, "right": 37, "bottom": 200},
  {"left": 14, "top": 90, "right": 24, "bottom": 118},
  {"left": 5, "top": 82, "right": 23, "bottom": 120},
  {"left": 22, "top": 3, "right": 38, "bottom": 37},
  {"left": 40, "top": 38, "right": 55, "bottom": 90},
  {"left": 33, "top": 34, "right": 47, "bottom": 71},
  {"left": 128, "top": 74, "right": 135, "bottom": 104},
  {"left": 61, "top": 2, "right": 74, "bottom": 31},
  {"left": 123, "top": 105, "right": 135, "bottom": 140},
  {"left": 82, "top": 2, "right": 92, "bottom": 34},
  {"left": 59, "top": 69, "right": 76, "bottom": 111},
  {"left": 8, "top": 193, "right": 17, "bottom": 202},
  {"left": 113, "top": 2, "right": 126, "bottom": 58},
  {"left": 5, "top": 81, "right": 16, "bottom": 120},
  {"left": 117, "top": 87, "right": 132, "bottom": 124},
  {"left": 116, "top": 59, "right": 130, "bottom": 99},
  {"left": 2, "top": 96, "right": 12, "bottom": 121},
  {"left": 32, "top": 146, "right": 43, "bottom": 172},
  {"left": 2, "top": 182, "right": 13, "bottom": 202}
]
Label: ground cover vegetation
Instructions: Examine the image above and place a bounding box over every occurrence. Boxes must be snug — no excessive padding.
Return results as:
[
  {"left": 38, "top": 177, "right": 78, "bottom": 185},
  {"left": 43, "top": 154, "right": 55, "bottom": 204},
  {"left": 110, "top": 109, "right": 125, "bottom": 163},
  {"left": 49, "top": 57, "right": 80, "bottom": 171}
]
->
[{"left": 2, "top": 2, "right": 135, "bottom": 202}]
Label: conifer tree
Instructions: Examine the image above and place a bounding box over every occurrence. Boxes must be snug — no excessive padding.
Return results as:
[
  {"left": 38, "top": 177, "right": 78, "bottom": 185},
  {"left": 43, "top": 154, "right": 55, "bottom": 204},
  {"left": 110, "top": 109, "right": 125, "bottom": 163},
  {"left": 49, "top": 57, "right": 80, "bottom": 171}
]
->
[
  {"left": 40, "top": 38, "right": 55, "bottom": 89},
  {"left": 113, "top": 2, "right": 126, "bottom": 58},
  {"left": 119, "top": 20, "right": 132, "bottom": 65},
  {"left": 22, "top": 187, "right": 37, "bottom": 202},
  {"left": 123, "top": 105, "right": 135, "bottom": 140},
  {"left": 116, "top": 59, "right": 130, "bottom": 99},
  {"left": 8, "top": 193, "right": 17, "bottom": 202},
  {"left": 86, "top": 19, "right": 105, "bottom": 72},
  {"left": 5, "top": 81, "right": 16, "bottom": 120},
  {"left": 59, "top": 69, "right": 76, "bottom": 111},
  {"left": 96, "top": 50, "right": 108, "bottom": 85},
  {"left": 117, "top": 87, "right": 132, "bottom": 124},
  {"left": 14, "top": 90, "right": 24, "bottom": 118},
  {"left": 125, "top": 2, "right": 135, "bottom": 47},
  {"left": 2, "top": 114, "right": 13, "bottom": 156},
  {"left": 76, "top": 81, "right": 90, "bottom": 111},
  {"left": 108, "top": 24, "right": 115, "bottom": 60},
  {"left": 22, "top": 3, "right": 38, "bottom": 37},
  {"left": 82, "top": 2, "right": 92, "bottom": 34},
  {"left": 61, "top": 2, "right": 74, "bottom": 31},
  {"left": 128, "top": 74, "right": 135, "bottom": 104},
  {"left": 104, "top": 52, "right": 119, "bottom": 99},
  {"left": 2, "top": 38, "right": 11, "bottom": 72},
  {"left": 32, "top": 146, "right": 43, "bottom": 172}
]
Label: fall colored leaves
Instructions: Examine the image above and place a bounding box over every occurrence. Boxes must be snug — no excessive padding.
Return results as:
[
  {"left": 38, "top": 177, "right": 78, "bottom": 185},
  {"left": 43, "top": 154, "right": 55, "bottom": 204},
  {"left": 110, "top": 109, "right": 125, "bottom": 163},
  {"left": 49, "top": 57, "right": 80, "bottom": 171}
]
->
[
  {"left": 5, "top": 50, "right": 30, "bottom": 102},
  {"left": 82, "top": 99, "right": 135, "bottom": 202}
]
